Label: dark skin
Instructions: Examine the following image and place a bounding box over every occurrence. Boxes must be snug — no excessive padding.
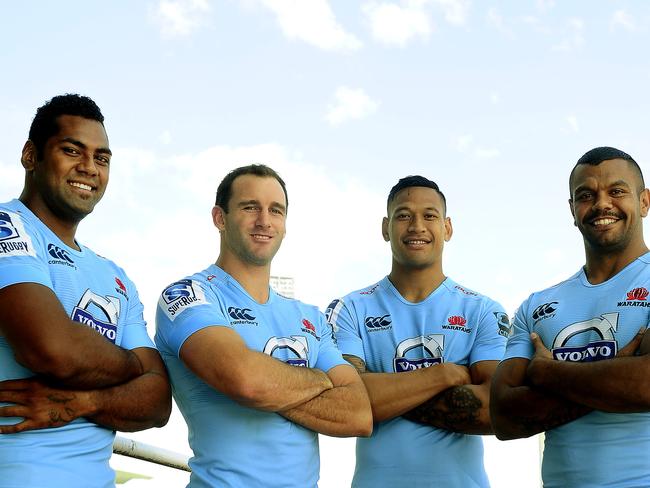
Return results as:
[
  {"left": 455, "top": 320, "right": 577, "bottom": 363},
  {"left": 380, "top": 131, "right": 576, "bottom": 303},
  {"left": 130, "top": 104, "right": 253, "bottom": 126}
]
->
[
  {"left": 0, "top": 115, "right": 171, "bottom": 432},
  {"left": 491, "top": 158, "right": 650, "bottom": 440}
]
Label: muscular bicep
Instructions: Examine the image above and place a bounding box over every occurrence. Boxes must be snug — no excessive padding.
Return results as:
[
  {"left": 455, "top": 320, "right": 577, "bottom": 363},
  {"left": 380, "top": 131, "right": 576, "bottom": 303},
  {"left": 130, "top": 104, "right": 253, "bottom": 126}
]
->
[
  {"left": 343, "top": 354, "right": 366, "bottom": 374},
  {"left": 469, "top": 359, "right": 499, "bottom": 385}
]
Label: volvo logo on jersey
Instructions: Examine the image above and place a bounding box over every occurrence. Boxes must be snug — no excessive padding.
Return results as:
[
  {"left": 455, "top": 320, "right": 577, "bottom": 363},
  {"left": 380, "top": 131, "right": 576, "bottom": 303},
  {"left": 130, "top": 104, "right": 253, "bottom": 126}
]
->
[
  {"left": 263, "top": 336, "right": 309, "bottom": 367},
  {"left": 393, "top": 335, "right": 444, "bottom": 372},
  {"left": 551, "top": 313, "right": 618, "bottom": 362},
  {"left": 618, "top": 287, "right": 650, "bottom": 308},
  {"left": 72, "top": 289, "right": 120, "bottom": 343}
]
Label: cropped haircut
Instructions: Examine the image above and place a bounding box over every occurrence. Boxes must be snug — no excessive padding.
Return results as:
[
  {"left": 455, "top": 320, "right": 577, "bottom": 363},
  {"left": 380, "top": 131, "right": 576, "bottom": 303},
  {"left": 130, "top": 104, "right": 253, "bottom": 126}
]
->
[
  {"left": 29, "top": 94, "right": 105, "bottom": 159},
  {"left": 570, "top": 146, "right": 646, "bottom": 194},
  {"left": 387, "top": 175, "right": 447, "bottom": 215},
  {"left": 215, "top": 164, "right": 288, "bottom": 213}
]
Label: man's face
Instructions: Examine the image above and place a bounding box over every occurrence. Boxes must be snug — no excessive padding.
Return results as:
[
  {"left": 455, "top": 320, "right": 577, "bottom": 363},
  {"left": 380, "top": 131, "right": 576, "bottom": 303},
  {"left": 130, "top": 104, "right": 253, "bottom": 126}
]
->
[
  {"left": 215, "top": 175, "right": 287, "bottom": 267},
  {"left": 25, "top": 114, "right": 111, "bottom": 223},
  {"left": 383, "top": 186, "right": 452, "bottom": 270},
  {"left": 570, "top": 158, "right": 649, "bottom": 253}
]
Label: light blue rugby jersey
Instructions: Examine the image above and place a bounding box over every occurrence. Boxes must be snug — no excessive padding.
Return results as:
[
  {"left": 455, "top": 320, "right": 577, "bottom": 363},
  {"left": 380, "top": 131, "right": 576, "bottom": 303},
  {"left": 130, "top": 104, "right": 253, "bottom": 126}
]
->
[
  {"left": 326, "top": 276, "right": 508, "bottom": 488},
  {"left": 504, "top": 252, "right": 650, "bottom": 488},
  {"left": 155, "top": 264, "right": 347, "bottom": 488},
  {"left": 0, "top": 199, "right": 153, "bottom": 488}
]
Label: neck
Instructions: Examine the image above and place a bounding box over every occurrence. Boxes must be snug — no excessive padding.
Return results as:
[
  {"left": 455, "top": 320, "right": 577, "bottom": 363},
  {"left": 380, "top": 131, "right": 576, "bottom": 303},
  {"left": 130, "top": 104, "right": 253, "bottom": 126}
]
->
[
  {"left": 215, "top": 253, "right": 271, "bottom": 303},
  {"left": 583, "top": 241, "right": 649, "bottom": 284},
  {"left": 19, "top": 192, "right": 80, "bottom": 250},
  {"left": 388, "top": 262, "right": 445, "bottom": 303}
]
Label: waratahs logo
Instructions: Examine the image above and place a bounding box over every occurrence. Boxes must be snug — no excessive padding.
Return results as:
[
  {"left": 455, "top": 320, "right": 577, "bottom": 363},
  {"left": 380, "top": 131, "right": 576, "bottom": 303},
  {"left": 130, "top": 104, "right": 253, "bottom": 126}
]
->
[
  {"left": 443, "top": 315, "right": 471, "bottom": 333},
  {"left": 618, "top": 287, "right": 650, "bottom": 308},
  {"left": 551, "top": 313, "right": 618, "bottom": 362},
  {"left": 364, "top": 314, "right": 392, "bottom": 331},
  {"left": 393, "top": 335, "right": 444, "bottom": 372}
]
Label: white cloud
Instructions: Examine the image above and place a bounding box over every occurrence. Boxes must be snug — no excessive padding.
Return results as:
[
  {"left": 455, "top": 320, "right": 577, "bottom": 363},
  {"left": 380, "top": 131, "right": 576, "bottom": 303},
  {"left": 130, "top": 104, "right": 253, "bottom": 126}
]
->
[
  {"left": 456, "top": 134, "right": 473, "bottom": 152},
  {"left": 474, "top": 147, "right": 501, "bottom": 159},
  {"left": 486, "top": 7, "right": 512, "bottom": 37},
  {"left": 152, "top": 0, "right": 211, "bottom": 38},
  {"left": 611, "top": 10, "right": 636, "bottom": 32},
  {"left": 432, "top": 0, "right": 470, "bottom": 26},
  {"left": 159, "top": 130, "right": 172, "bottom": 145},
  {"left": 566, "top": 114, "right": 579, "bottom": 133},
  {"left": 363, "top": 1, "right": 432, "bottom": 46},
  {"left": 258, "top": 0, "right": 361, "bottom": 52},
  {"left": 552, "top": 18, "right": 585, "bottom": 51},
  {"left": 325, "top": 87, "right": 379, "bottom": 126},
  {"left": 535, "top": 0, "right": 555, "bottom": 13},
  {"left": 490, "top": 92, "right": 500, "bottom": 104}
]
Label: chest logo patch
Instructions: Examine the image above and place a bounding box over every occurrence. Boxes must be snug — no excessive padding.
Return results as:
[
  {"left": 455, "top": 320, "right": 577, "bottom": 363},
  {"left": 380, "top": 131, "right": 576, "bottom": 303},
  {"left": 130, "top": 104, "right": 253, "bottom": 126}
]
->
[
  {"left": 72, "top": 290, "right": 121, "bottom": 344},
  {"left": 263, "top": 336, "right": 309, "bottom": 367},
  {"left": 394, "top": 335, "right": 444, "bottom": 372},
  {"left": 551, "top": 313, "right": 618, "bottom": 362}
]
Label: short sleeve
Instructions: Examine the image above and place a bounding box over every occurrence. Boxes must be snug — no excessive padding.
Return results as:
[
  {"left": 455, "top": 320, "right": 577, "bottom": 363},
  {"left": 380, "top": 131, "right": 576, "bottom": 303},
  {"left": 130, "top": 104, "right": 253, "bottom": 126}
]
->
[
  {"left": 468, "top": 299, "right": 508, "bottom": 365},
  {"left": 119, "top": 274, "right": 155, "bottom": 350},
  {"left": 325, "top": 298, "right": 366, "bottom": 362},
  {"left": 502, "top": 303, "right": 534, "bottom": 361},
  {"left": 313, "top": 312, "right": 347, "bottom": 373},
  {"left": 155, "top": 279, "right": 231, "bottom": 357}
]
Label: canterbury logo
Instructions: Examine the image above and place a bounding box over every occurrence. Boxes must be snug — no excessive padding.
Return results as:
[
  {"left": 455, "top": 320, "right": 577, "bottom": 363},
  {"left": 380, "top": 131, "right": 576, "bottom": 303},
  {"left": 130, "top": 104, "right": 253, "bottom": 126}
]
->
[
  {"left": 447, "top": 315, "right": 466, "bottom": 326},
  {"left": 364, "top": 315, "right": 391, "bottom": 328},
  {"left": 47, "top": 243, "right": 74, "bottom": 263},
  {"left": 626, "top": 287, "right": 649, "bottom": 301},
  {"left": 532, "top": 302, "right": 558, "bottom": 321},
  {"left": 228, "top": 307, "right": 255, "bottom": 321}
]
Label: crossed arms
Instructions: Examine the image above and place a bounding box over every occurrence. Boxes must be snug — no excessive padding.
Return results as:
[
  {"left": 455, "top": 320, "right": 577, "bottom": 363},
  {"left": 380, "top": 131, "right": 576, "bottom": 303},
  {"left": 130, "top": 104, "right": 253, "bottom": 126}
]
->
[
  {"left": 179, "top": 326, "right": 373, "bottom": 437},
  {"left": 344, "top": 353, "right": 498, "bottom": 434},
  {"left": 0, "top": 283, "right": 171, "bottom": 433},
  {"left": 490, "top": 328, "right": 649, "bottom": 440}
]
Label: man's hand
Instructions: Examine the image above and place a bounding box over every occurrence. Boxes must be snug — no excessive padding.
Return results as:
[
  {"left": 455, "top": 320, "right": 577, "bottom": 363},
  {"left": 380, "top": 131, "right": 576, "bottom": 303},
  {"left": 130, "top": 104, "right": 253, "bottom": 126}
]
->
[
  {"left": 618, "top": 328, "right": 646, "bottom": 357},
  {"left": 0, "top": 378, "right": 88, "bottom": 433},
  {"left": 526, "top": 333, "right": 553, "bottom": 384}
]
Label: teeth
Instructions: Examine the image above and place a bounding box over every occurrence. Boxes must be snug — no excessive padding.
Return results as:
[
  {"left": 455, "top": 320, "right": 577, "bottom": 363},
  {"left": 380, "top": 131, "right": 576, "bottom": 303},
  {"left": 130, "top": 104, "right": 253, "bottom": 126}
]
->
[
  {"left": 593, "top": 218, "right": 616, "bottom": 226},
  {"left": 406, "top": 240, "right": 427, "bottom": 245},
  {"left": 70, "top": 182, "right": 92, "bottom": 191},
  {"left": 252, "top": 235, "right": 271, "bottom": 240}
]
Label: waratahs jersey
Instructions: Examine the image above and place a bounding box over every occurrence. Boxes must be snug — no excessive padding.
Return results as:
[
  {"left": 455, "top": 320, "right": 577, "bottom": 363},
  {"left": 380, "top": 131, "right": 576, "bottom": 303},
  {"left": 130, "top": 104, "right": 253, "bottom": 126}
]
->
[
  {"left": 504, "top": 253, "right": 650, "bottom": 488},
  {"left": 155, "top": 264, "right": 347, "bottom": 488},
  {"left": 0, "top": 199, "right": 153, "bottom": 488},
  {"left": 326, "top": 276, "right": 508, "bottom": 488}
]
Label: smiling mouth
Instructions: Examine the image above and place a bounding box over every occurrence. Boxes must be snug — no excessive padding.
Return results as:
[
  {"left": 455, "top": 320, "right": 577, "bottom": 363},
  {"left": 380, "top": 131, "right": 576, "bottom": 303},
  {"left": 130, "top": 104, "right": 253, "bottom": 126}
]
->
[
  {"left": 404, "top": 239, "right": 430, "bottom": 245},
  {"left": 590, "top": 217, "right": 620, "bottom": 227},
  {"left": 69, "top": 181, "right": 93, "bottom": 192},
  {"left": 251, "top": 234, "right": 272, "bottom": 241}
]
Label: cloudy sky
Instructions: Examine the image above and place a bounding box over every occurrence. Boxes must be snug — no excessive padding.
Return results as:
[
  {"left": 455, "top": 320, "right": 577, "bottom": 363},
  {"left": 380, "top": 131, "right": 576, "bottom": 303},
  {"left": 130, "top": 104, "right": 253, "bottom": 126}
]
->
[{"left": 3, "top": 0, "right": 650, "bottom": 486}]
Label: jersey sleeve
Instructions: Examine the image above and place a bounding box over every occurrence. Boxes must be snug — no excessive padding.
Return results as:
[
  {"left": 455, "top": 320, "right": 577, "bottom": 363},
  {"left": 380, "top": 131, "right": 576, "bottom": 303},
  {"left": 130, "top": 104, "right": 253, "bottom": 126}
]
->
[
  {"left": 325, "top": 298, "right": 366, "bottom": 362},
  {"left": 0, "top": 209, "right": 52, "bottom": 290},
  {"left": 118, "top": 273, "right": 155, "bottom": 350},
  {"left": 313, "top": 312, "right": 348, "bottom": 373},
  {"left": 155, "top": 279, "right": 230, "bottom": 357},
  {"left": 502, "top": 301, "right": 534, "bottom": 361},
  {"left": 468, "top": 298, "right": 509, "bottom": 365}
]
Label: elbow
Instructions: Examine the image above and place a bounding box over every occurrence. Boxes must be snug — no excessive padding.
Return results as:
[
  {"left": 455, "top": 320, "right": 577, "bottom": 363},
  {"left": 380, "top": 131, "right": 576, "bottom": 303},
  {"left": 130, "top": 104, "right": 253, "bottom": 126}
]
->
[
  {"left": 353, "top": 409, "right": 374, "bottom": 437},
  {"left": 17, "top": 346, "right": 81, "bottom": 382}
]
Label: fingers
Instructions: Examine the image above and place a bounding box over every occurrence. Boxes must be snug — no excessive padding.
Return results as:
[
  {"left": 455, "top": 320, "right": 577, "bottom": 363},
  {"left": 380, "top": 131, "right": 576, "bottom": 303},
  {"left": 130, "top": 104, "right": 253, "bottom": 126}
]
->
[
  {"left": 618, "top": 327, "right": 647, "bottom": 356},
  {"left": 530, "top": 332, "right": 543, "bottom": 350},
  {"left": 0, "top": 420, "right": 29, "bottom": 434},
  {"left": 0, "top": 379, "right": 33, "bottom": 390}
]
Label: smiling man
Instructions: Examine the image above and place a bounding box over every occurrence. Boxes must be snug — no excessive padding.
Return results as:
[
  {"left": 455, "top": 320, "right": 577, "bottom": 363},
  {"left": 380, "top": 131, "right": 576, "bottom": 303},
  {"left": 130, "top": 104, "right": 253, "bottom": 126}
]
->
[
  {"left": 325, "top": 175, "right": 508, "bottom": 487},
  {"left": 155, "top": 164, "right": 372, "bottom": 488},
  {"left": 0, "top": 94, "right": 171, "bottom": 488},
  {"left": 491, "top": 146, "right": 650, "bottom": 487}
]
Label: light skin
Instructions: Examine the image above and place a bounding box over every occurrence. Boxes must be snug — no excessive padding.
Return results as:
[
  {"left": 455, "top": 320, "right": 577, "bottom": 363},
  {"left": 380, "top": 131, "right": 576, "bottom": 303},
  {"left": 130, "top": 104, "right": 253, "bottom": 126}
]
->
[
  {"left": 180, "top": 174, "right": 372, "bottom": 437},
  {"left": 0, "top": 114, "right": 171, "bottom": 433},
  {"left": 491, "top": 158, "right": 650, "bottom": 440},
  {"left": 344, "top": 186, "right": 498, "bottom": 434}
]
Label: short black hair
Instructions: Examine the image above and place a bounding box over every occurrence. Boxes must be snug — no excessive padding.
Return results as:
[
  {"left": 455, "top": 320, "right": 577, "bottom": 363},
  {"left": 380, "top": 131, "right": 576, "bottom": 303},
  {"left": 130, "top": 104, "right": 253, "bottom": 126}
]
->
[
  {"left": 29, "top": 94, "right": 105, "bottom": 159},
  {"left": 387, "top": 175, "right": 447, "bottom": 214},
  {"left": 570, "top": 146, "right": 645, "bottom": 194},
  {"left": 215, "top": 164, "right": 288, "bottom": 213}
]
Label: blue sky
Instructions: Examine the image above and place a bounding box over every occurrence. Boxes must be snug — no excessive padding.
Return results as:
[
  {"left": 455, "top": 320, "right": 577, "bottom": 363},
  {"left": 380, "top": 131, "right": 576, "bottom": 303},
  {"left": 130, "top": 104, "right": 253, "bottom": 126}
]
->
[{"left": 2, "top": 1, "right": 650, "bottom": 486}]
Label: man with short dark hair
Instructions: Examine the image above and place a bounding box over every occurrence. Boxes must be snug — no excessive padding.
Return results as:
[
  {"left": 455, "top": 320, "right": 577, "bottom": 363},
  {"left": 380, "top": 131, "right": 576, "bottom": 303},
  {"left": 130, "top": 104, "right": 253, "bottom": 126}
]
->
[
  {"left": 155, "top": 164, "right": 372, "bottom": 488},
  {"left": 0, "top": 94, "right": 171, "bottom": 488},
  {"left": 491, "top": 146, "right": 650, "bottom": 486},
  {"left": 326, "top": 175, "right": 508, "bottom": 487}
]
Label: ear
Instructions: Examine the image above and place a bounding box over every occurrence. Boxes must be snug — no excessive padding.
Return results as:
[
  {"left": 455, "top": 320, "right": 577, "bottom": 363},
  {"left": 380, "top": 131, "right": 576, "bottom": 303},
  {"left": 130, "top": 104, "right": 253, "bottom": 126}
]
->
[
  {"left": 568, "top": 198, "right": 577, "bottom": 226},
  {"left": 444, "top": 217, "right": 453, "bottom": 242},
  {"left": 381, "top": 217, "right": 390, "bottom": 242},
  {"left": 212, "top": 206, "right": 226, "bottom": 231},
  {"left": 21, "top": 141, "right": 37, "bottom": 171},
  {"left": 640, "top": 189, "right": 650, "bottom": 218}
]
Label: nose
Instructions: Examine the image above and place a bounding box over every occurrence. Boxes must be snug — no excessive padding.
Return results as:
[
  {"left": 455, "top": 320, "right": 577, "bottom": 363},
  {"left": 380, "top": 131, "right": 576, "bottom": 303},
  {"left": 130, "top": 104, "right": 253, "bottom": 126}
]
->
[
  {"left": 408, "top": 214, "right": 426, "bottom": 233},
  {"left": 592, "top": 191, "right": 613, "bottom": 213},
  {"left": 76, "top": 154, "right": 99, "bottom": 176},
  {"left": 256, "top": 209, "right": 271, "bottom": 228}
]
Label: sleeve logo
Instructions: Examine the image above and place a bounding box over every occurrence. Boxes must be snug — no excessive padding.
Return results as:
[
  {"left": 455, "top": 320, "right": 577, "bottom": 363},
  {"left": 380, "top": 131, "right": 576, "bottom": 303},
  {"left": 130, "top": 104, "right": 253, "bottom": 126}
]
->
[
  {"left": 159, "top": 279, "right": 207, "bottom": 321},
  {"left": 0, "top": 210, "right": 35, "bottom": 257}
]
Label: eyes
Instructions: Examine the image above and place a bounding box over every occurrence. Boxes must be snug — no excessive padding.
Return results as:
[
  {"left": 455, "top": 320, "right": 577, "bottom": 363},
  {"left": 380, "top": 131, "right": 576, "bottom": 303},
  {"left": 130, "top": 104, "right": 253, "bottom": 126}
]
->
[
  {"left": 62, "top": 146, "right": 111, "bottom": 166},
  {"left": 575, "top": 187, "right": 628, "bottom": 201},
  {"left": 395, "top": 212, "right": 437, "bottom": 221},
  {"left": 243, "top": 205, "right": 285, "bottom": 217}
]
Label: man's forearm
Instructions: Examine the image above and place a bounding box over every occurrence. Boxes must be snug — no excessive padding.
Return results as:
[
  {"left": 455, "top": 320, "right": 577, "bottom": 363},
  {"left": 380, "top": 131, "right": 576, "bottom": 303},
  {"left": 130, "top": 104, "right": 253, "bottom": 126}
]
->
[
  {"left": 528, "top": 355, "right": 650, "bottom": 412},
  {"left": 402, "top": 383, "right": 492, "bottom": 434},
  {"left": 279, "top": 365, "right": 372, "bottom": 437}
]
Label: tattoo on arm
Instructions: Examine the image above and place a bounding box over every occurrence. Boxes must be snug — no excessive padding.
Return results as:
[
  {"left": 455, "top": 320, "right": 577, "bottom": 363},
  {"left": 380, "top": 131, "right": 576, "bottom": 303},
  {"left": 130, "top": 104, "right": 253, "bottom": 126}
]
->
[
  {"left": 343, "top": 354, "right": 366, "bottom": 374},
  {"left": 403, "top": 385, "right": 482, "bottom": 431}
]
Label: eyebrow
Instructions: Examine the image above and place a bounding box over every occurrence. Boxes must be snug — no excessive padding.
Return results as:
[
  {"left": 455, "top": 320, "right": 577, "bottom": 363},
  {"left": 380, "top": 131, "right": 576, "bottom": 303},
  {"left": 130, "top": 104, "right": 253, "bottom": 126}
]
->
[
  {"left": 392, "top": 205, "right": 440, "bottom": 214},
  {"left": 61, "top": 137, "right": 112, "bottom": 156},
  {"left": 237, "top": 200, "right": 287, "bottom": 213}
]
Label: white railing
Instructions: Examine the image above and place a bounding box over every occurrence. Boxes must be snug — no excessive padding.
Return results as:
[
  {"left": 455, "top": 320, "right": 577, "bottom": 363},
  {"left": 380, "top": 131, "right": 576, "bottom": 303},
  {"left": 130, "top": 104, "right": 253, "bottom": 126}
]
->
[{"left": 113, "top": 435, "right": 191, "bottom": 472}]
